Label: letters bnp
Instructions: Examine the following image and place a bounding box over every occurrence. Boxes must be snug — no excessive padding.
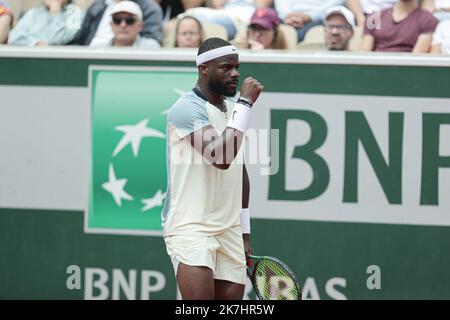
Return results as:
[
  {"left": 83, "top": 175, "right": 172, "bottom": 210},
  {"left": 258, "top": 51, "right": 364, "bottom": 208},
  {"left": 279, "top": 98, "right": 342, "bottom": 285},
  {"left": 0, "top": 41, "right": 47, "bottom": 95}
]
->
[{"left": 269, "top": 110, "right": 450, "bottom": 206}]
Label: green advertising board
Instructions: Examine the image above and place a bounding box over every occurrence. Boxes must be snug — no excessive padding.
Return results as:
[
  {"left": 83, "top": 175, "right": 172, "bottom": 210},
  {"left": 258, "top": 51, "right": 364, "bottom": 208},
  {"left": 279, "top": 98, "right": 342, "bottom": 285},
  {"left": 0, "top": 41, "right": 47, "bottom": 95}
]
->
[{"left": 88, "top": 67, "right": 197, "bottom": 235}]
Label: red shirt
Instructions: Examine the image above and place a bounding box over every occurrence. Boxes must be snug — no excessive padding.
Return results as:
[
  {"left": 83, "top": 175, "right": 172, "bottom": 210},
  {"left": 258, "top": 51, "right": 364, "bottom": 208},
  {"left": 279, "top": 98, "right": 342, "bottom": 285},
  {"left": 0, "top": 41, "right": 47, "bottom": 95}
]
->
[{"left": 364, "top": 7, "right": 438, "bottom": 52}]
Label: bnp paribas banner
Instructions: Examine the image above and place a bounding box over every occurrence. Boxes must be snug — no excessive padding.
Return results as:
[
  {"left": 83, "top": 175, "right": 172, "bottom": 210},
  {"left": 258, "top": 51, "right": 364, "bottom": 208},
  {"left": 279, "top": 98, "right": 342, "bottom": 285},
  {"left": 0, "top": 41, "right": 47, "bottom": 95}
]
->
[
  {"left": 87, "top": 67, "right": 197, "bottom": 235},
  {"left": 88, "top": 67, "right": 450, "bottom": 236},
  {"left": 249, "top": 94, "right": 450, "bottom": 227}
]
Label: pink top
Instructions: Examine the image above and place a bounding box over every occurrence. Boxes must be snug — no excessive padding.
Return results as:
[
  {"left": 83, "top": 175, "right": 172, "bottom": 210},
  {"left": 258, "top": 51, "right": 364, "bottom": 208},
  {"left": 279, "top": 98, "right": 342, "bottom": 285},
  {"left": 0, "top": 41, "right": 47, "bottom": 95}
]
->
[{"left": 364, "top": 7, "right": 438, "bottom": 52}]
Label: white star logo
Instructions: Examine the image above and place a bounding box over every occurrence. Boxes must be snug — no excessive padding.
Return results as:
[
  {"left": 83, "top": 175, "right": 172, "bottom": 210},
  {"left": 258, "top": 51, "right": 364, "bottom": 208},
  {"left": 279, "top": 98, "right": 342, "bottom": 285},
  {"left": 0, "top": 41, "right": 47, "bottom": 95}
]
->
[
  {"left": 141, "top": 190, "right": 166, "bottom": 212},
  {"left": 102, "top": 164, "right": 134, "bottom": 207},
  {"left": 113, "top": 118, "right": 165, "bottom": 157}
]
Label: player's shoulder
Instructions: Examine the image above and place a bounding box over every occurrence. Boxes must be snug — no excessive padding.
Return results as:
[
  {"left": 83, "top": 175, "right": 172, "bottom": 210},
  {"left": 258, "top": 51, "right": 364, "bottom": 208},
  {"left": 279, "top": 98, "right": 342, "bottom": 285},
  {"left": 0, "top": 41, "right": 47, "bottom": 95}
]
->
[
  {"left": 168, "top": 90, "right": 204, "bottom": 113},
  {"left": 168, "top": 90, "right": 206, "bottom": 120}
]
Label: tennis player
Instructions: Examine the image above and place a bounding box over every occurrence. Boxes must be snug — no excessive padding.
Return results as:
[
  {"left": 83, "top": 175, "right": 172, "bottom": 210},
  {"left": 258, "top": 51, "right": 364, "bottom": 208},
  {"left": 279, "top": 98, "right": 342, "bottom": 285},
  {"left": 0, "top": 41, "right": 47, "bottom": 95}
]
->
[{"left": 161, "top": 37, "right": 263, "bottom": 300}]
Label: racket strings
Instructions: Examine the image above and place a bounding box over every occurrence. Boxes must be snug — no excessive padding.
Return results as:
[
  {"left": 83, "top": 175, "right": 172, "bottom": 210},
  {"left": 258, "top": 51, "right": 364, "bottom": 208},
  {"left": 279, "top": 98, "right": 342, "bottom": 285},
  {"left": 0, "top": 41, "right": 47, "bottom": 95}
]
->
[{"left": 253, "top": 259, "right": 301, "bottom": 300}]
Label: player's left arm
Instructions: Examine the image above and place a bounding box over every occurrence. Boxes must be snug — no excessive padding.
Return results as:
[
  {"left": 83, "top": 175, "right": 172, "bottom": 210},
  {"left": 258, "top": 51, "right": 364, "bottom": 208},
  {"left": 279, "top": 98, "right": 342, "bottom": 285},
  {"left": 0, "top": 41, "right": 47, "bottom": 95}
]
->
[{"left": 242, "top": 164, "right": 253, "bottom": 262}]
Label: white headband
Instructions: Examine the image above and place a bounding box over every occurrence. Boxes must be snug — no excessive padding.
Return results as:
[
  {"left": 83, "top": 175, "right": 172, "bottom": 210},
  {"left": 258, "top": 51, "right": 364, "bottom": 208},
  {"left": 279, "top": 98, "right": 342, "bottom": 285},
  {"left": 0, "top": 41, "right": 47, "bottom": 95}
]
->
[{"left": 196, "top": 45, "right": 238, "bottom": 66}]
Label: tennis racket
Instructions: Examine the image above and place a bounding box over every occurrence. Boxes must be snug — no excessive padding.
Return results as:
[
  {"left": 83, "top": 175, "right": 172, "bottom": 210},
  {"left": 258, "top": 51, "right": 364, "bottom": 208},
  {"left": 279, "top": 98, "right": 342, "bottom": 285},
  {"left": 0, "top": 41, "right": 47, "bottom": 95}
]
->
[{"left": 246, "top": 254, "right": 302, "bottom": 300}]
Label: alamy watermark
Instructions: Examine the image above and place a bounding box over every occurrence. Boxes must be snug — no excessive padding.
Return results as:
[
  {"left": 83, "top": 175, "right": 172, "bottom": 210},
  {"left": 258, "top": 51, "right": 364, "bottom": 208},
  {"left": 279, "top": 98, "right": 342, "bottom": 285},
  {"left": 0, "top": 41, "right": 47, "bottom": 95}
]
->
[
  {"left": 365, "top": 11, "right": 382, "bottom": 30},
  {"left": 66, "top": 6, "right": 83, "bottom": 30},
  {"left": 366, "top": 265, "right": 381, "bottom": 290},
  {"left": 169, "top": 124, "right": 280, "bottom": 176}
]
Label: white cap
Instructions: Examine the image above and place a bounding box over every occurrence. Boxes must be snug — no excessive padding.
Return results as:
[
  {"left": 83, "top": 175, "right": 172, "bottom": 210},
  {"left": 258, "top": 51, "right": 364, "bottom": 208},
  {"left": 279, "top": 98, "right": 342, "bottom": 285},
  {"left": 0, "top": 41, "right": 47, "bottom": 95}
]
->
[
  {"left": 111, "top": 1, "right": 143, "bottom": 20},
  {"left": 325, "top": 6, "right": 356, "bottom": 28}
]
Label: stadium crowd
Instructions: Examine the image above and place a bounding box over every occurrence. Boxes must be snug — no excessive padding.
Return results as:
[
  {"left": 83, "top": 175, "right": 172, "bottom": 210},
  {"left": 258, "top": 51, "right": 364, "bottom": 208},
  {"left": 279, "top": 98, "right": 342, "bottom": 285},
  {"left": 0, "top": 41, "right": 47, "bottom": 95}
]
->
[{"left": 0, "top": 0, "right": 448, "bottom": 54}]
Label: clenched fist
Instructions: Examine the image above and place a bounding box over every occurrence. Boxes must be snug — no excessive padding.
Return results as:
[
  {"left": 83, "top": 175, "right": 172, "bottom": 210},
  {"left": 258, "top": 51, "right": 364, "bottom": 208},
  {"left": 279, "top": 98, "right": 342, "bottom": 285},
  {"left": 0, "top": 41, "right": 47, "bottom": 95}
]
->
[{"left": 240, "top": 77, "right": 264, "bottom": 105}]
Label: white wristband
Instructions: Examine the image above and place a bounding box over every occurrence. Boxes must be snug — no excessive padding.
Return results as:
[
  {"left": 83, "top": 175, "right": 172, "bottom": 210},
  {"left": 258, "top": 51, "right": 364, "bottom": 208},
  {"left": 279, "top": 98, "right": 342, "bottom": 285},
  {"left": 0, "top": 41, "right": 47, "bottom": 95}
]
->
[
  {"left": 227, "top": 103, "right": 252, "bottom": 133},
  {"left": 240, "top": 208, "right": 251, "bottom": 234}
]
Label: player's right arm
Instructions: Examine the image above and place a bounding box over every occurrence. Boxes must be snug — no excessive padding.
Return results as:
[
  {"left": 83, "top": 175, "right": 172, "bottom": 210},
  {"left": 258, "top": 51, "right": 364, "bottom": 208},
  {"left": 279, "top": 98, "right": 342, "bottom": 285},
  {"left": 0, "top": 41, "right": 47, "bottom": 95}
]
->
[
  {"left": 189, "top": 125, "right": 244, "bottom": 170},
  {"left": 188, "top": 77, "right": 263, "bottom": 170}
]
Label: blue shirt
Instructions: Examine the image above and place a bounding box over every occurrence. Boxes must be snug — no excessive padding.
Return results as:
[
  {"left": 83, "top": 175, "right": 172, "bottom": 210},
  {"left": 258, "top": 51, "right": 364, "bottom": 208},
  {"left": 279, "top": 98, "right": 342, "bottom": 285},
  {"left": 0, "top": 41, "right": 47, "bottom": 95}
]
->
[{"left": 8, "top": 4, "right": 85, "bottom": 46}]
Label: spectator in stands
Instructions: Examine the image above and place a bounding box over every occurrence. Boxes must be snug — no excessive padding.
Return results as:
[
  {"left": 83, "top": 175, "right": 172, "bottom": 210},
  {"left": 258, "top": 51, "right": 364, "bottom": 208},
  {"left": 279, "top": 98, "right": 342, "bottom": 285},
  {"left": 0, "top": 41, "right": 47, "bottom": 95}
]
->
[
  {"left": 361, "top": 0, "right": 438, "bottom": 52},
  {"left": 274, "top": 0, "right": 345, "bottom": 42},
  {"left": 71, "top": 0, "right": 163, "bottom": 47},
  {"left": 7, "top": 0, "right": 83, "bottom": 46},
  {"left": 184, "top": 0, "right": 273, "bottom": 40},
  {"left": 422, "top": 0, "right": 450, "bottom": 21},
  {"left": 156, "top": 0, "right": 204, "bottom": 40},
  {"left": 234, "top": 7, "right": 287, "bottom": 49},
  {"left": 156, "top": 0, "right": 204, "bottom": 21},
  {"left": 346, "top": 0, "right": 396, "bottom": 26},
  {"left": 104, "top": 0, "right": 160, "bottom": 47},
  {"left": 324, "top": 6, "right": 355, "bottom": 50},
  {"left": 174, "top": 15, "right": 203, "bottom": 47},
  {"left": 431, "top": 19, "right": 450, "bottom": 53},
  {"left": 0, "top": 0, "right": 13, "bottom": 44}
]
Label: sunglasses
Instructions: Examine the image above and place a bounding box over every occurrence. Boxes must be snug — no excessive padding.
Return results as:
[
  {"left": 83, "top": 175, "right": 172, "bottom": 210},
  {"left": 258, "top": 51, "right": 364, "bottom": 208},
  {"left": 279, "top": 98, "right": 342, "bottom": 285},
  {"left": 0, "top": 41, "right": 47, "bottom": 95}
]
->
[{"left": 112, "top": 16, "right": 137, "bottom": 26}]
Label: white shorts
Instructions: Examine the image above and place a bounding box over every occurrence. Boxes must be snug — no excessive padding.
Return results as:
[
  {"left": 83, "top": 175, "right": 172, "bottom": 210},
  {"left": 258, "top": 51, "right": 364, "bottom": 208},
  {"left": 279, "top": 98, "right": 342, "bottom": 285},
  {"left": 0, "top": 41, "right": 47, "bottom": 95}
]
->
[{"left": 164, "top": 226, "right": 247, "bottom": 285}]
